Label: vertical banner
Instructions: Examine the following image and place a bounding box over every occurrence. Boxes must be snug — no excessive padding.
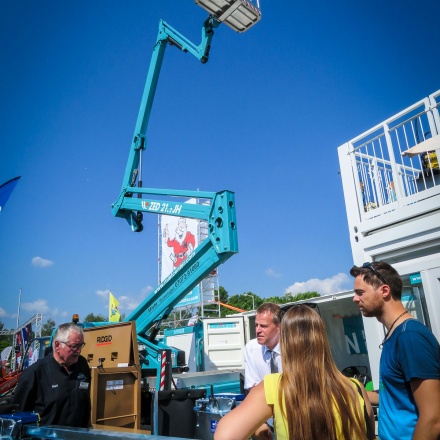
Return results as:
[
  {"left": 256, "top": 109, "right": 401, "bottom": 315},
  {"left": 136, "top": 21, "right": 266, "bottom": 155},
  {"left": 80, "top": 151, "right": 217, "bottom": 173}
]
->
[
  {"left": 19, "top": 323, "right": 33, "bottom": 370},
  {"left": 160, "top": 211, "right": 200, "bottom": 307},
  {"left": 109, "top": 292, "right": 121, "bottom": 322},
  {"left": 15, "top": 330, "right": 22, "bottom": 369},
  {"left": 0, "top": 176, "right": 21, "bottom": 213}
]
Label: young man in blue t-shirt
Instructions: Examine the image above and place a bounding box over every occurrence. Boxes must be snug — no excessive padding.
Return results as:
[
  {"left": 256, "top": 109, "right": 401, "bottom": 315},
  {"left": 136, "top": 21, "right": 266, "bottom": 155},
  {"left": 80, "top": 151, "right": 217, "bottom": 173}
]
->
[{"left": 350, "top": 261, "right": 440, "bottom": 439}]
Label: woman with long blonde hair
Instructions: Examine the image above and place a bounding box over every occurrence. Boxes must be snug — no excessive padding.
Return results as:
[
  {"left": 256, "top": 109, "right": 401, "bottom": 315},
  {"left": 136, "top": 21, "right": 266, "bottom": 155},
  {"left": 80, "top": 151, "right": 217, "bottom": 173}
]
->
[{"left": 215, "top": 305, "right": 374, "bottom": 440}]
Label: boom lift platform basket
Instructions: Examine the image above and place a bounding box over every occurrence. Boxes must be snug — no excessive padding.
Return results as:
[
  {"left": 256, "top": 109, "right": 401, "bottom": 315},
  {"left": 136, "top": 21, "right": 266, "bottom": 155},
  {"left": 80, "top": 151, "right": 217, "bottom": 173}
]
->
[{"left": 195, "top": 0, "right": 261, "bottom": 33}]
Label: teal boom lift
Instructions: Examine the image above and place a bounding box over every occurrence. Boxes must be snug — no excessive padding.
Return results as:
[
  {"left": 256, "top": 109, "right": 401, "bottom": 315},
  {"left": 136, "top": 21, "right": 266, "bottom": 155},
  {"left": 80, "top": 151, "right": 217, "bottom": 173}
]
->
[{"left": 110, "top": 1, "right": 261, "bottom": 391}]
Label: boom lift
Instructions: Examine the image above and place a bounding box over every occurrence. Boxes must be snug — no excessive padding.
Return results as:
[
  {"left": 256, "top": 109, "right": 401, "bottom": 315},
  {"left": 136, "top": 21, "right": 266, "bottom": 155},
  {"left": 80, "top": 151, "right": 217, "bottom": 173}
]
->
[
  {"left": 0, "top": 3, "right": 261, "bottom": 439},
  {"left": 110, "top": 1, "right": 261, "bottom": 391}
]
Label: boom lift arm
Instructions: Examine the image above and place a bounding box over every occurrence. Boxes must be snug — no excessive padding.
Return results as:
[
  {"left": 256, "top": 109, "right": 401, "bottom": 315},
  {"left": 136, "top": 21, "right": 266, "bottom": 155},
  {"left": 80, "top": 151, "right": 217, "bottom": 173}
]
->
[
  {"left": 110, "top": 10, "right": 253, "bottom": 389},
  {"left": 111, "top": 16, "right": 220, "bottom": 232},
  {"left": 126, "top": 190, "right": 238, "bottom": 387},
  {"left": 112, "top": 0, "right": 262, "bottom": 229}
]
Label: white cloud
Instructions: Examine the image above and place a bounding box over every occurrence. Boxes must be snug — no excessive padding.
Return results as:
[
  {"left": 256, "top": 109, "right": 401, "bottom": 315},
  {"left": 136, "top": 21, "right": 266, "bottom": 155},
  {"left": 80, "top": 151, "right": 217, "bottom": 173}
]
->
[
  {"left": 40, "top": 308, "right": 69, "bottom": 325},
  {"left": 265, "top": 268, "right": 282, "bottom": 279},
  {"left": 95, "top": 286, "right": 154, "bottom": 313},
  {"left": 125, "top": 300, "right": 141, "bottom": 311},
  {"left": 32, "top": 256, "right": 54, "bottom": 268},
  {"left": 51, "top": 308, "right": 68, "bottom": 319},
  {"left": 96, "top": 289, "right": 110, "bottom": 298},
  {"left": 0, "top": 307, "right": 7, "bottom": 318},
  {"left": 141, "top": 285, "right": 154, "bottom": 296},
  {"left": 21, "top": 299, "right": 50, "bottom": 314},
  {"left": 43, "top": 307, "right": 63, "bottom": 323},
  {"left": 125, "top": 286, "right": 154, "bottom": 311},
  {"left": 285, "top": 273, "right": 352, "bottom": 297}
]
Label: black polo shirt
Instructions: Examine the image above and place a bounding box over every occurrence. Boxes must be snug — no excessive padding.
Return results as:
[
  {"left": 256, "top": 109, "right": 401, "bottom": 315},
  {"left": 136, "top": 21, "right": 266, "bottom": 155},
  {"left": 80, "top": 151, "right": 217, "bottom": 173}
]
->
[{"left": 11, "top": 353, "right": 91, "bottom": 427}]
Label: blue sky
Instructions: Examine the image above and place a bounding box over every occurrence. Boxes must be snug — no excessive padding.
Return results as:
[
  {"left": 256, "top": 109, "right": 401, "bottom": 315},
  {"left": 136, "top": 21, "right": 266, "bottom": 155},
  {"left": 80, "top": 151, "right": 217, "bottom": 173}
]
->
[{"left": 1, "top": 1, "right": 439, "bottom": 330}]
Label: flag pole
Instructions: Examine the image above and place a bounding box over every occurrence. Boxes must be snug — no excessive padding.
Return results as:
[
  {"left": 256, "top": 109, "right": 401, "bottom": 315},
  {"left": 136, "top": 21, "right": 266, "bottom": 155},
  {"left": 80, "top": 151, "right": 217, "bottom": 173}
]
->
[{"left": 16, "top": 288, "right": 22, "bottom": 330}]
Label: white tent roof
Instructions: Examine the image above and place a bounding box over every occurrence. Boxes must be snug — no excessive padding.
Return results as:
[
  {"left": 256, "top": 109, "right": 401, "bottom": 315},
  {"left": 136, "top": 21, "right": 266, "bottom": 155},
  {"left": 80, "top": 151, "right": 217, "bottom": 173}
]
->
[{"left": 401, "top": 134, "right": 440, "bottom": 158}]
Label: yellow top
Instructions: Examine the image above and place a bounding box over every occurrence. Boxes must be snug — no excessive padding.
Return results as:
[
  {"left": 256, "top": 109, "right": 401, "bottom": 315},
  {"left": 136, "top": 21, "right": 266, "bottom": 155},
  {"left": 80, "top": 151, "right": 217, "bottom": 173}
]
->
[{"left": 264, "top": 373, "right": 365, "bottom": 439}]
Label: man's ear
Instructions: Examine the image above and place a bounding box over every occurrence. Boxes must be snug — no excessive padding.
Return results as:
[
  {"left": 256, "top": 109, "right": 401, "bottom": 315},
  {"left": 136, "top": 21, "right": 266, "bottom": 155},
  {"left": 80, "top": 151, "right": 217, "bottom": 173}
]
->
[{"left": 380, "top": 284, "right": 392, "bottom": 300}]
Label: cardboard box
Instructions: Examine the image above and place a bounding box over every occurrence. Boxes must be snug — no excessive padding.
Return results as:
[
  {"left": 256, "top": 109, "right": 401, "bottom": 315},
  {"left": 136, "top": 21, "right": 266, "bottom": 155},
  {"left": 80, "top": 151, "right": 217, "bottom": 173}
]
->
[
  {"left": 90, "top": 366, "right": 141, "bottom": 429},
  {"left": 83, "top": 321, "right": 138, "bottom": 368},
  {"left": 84, "top": 322, "right": 141, "bottom": 430}
]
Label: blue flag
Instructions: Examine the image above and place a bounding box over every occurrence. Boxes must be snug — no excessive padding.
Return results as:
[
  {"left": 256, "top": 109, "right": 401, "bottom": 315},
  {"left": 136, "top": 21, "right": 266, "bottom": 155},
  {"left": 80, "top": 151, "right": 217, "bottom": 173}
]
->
[{"left": 0, "top": 176, "right": 21, "bottom": 213}]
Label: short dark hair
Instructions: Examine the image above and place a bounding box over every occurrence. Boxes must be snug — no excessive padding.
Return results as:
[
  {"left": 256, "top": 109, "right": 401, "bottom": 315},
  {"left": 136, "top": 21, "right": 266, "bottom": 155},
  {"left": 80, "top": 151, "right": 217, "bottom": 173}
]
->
[
  {"left": 256, "top": 302, "right": 283, "bottom": 325},
  {"left": 350, "top": 261, "right": 403, "bottom": 300}
]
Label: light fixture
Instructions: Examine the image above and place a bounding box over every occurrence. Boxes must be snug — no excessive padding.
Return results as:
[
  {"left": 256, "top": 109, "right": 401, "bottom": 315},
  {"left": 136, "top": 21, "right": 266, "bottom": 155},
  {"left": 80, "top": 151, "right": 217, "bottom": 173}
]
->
[
  {"left": 195, "top": 0, "right": 262, "bottom": 33},
  {"left": 243, "top": 293, "right": 255, "bottom": 310}
]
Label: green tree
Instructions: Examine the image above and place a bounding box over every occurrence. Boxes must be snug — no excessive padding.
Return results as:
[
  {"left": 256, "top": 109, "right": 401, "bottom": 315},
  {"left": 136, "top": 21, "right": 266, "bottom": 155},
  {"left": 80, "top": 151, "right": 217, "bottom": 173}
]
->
[
  {"left": 83, "top": 313, "right": 107, "bottom": 323},
  {"left": 41, "top": 319, "right": 56, "bottom": 337},
  {"left": 219, "top": 286, "right": 228, "bottom": 303},
  {"left": 264, "top": 291, "right": 320, "bottom": 305},
  {"left": 219, "top": 291, "right": 320, "bottom": 317},
  {"left": 286, "top": 291, "right": 320, "bottom": 302},
  {"left": 0, "top": 321, "right": 13, "bottom": 354},
  {"left": 225, "top": 294, "right": 246, "bottom": 314},
  {"left": 220, "top": 291, "right": 263, "bottom": 317}
]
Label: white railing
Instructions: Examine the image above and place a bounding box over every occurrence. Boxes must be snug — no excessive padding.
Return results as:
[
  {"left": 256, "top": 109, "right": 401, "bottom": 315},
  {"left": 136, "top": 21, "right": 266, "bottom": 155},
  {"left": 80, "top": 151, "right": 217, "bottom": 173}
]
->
[{"left": 348, "top": 90, "right": 440, "bottom": 220}]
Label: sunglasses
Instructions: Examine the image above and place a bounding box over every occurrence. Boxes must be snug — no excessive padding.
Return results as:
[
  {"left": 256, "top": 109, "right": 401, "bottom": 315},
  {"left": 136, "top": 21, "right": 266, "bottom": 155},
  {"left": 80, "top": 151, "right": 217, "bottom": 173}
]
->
[
  {"left": 362, "top": 262, "right": 387, "bottom": 285},
  {"left": 281, "top": 302, "right": 320, "bottom": 315}
]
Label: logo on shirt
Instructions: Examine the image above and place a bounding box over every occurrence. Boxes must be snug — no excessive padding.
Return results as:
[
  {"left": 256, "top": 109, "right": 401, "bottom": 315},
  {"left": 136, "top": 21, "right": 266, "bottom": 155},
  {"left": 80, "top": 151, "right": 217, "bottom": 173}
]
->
[{"left": 52, "top": 384, "right": 58, "bottom": 388}]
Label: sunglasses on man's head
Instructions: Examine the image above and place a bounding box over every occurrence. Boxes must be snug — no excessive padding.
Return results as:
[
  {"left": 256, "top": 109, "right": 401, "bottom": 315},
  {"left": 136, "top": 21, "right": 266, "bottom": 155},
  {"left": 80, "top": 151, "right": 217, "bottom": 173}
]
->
[
  {"left": 362, "top": 262, "right": 387, "bottom": 285},
  {"left": 281, "top": 302, "right": 320, "bottom": 316}
]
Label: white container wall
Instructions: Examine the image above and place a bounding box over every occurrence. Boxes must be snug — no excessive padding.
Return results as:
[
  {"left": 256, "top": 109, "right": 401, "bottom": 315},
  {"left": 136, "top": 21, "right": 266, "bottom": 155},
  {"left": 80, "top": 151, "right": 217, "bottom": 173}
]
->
[{"left": 338, "top": 89, "right": 440, "bottom": 387}]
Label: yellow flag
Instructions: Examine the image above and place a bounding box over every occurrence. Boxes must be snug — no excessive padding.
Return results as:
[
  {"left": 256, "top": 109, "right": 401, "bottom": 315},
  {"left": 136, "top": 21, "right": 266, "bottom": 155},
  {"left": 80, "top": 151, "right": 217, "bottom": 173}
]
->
[{"left": 109, "top": 292, "right": 120, "bottom": 322}]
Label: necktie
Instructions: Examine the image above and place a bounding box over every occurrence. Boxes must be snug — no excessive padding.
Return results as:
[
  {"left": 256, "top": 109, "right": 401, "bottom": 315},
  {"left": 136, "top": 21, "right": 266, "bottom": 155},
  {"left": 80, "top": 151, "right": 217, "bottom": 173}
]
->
[{"left": 269, "top": 350, "right": 278, "bottom": 373}]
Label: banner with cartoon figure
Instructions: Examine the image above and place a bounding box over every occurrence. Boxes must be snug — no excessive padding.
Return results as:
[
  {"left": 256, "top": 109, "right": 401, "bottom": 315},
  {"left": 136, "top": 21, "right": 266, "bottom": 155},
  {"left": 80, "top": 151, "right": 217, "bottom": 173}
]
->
[
  {"left": 160, "top": 213, "right": 200, "bottom": 307},
  {"left": 109, "top": 292, "right": 121, "bottom": 322}
]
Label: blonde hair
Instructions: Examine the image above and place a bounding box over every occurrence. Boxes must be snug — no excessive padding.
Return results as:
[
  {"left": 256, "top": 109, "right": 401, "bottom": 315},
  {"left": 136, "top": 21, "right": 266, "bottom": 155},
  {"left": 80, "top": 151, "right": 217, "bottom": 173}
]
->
[{"left": 279, "top": 305, "right": 367, "bottom": 439}]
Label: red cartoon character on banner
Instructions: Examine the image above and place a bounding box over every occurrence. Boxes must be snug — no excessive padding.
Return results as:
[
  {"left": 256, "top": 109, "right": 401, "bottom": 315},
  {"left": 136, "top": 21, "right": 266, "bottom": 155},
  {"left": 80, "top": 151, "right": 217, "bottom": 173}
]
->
[{"left": 163, "top": 218, "right": 195, "bottom": 267}]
